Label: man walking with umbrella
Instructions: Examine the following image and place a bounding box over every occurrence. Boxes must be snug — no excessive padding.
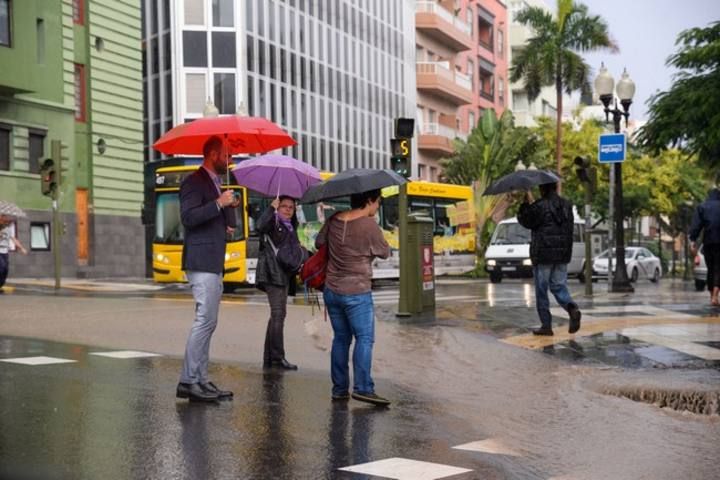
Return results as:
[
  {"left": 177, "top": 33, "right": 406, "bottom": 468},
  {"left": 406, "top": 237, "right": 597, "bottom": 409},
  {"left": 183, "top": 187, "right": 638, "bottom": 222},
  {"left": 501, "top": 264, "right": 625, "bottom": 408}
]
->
[
  {"left": 517, "top": 182, "right": 581, "bottom": 335},
  {"left": 176, "top": 136, "right": 237, "bottom": 402}
]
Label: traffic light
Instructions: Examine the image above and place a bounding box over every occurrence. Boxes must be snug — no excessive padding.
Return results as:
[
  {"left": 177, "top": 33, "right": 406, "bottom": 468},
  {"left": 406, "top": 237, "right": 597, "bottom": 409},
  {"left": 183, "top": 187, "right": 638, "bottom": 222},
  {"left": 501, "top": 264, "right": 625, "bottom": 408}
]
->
[
  {"left": 390, "top": 138, "right": 411, "bottom": 178},
  {"left": 40, "top": 158, "right": 56, "bottom": 197},
  {"left": 574, "top": 156, "right": 597, "bottom": 192}
]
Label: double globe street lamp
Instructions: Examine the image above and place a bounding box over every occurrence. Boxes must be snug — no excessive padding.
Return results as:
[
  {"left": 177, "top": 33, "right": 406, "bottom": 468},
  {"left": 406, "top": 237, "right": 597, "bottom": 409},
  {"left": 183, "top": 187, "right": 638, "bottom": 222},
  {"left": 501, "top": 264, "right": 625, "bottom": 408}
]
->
[{"left": 594, "top": 63, "right": 636, "bottom": 292}]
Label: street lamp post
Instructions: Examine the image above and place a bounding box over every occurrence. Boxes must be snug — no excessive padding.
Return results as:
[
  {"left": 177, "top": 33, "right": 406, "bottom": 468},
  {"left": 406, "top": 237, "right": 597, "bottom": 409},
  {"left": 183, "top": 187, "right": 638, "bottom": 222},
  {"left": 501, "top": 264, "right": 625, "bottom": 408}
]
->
[{"left": 595, "top": 64, "right": 635, "bottom": 293}]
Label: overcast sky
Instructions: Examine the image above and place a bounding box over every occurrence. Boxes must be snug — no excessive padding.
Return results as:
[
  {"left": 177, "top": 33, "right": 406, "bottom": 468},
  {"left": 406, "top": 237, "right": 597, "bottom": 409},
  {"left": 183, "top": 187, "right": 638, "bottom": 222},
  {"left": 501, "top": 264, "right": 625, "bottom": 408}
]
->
[{"left": 570, "top": 0, "right": 719, "bottom": 120}]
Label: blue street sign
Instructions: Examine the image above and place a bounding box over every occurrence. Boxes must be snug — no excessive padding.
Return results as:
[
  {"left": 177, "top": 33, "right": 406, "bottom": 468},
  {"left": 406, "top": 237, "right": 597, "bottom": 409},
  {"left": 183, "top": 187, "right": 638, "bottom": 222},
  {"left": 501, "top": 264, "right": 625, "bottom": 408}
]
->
[{"left": 598, "top": 133, "right": 626, "bottom": 163}]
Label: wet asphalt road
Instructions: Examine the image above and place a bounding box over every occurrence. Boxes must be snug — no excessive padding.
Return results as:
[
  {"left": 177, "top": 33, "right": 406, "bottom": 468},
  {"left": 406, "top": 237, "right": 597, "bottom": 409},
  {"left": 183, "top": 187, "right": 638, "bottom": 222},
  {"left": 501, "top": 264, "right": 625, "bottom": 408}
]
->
[{"left": 1, "top": 277, "right": 720, "bottom": 479}]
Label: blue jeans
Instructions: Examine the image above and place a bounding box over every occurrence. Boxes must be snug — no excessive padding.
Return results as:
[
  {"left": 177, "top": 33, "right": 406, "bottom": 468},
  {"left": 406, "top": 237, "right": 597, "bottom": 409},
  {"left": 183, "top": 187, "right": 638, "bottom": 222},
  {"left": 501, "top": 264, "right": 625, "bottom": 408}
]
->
[
  {"left": 533, "top": 264, "right": 576, "bottom": 329},
  {"left": 323, "top": 288, "right": 375, "bottom": 396}
]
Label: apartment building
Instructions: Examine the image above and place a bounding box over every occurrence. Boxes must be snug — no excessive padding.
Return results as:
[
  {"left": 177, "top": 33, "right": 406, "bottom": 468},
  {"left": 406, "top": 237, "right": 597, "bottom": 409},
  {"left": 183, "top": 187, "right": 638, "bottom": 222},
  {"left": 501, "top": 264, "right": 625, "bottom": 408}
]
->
[
  {"left": 415, "top": 0, "right": 508, "bottom": 182},
  {"left": 507, "top": 0, "right": 557, "bottom": 127}
]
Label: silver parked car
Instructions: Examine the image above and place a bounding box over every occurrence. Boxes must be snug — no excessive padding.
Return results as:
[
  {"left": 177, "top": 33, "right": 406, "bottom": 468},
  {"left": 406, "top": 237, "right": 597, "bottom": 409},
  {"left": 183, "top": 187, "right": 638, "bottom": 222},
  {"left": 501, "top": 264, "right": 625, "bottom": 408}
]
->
[
  {"left": 591, "top": 247, "right": 662, "bottom": 283},
  {"left": 694, "top": 250, "right": 707, "bottom": 291}
]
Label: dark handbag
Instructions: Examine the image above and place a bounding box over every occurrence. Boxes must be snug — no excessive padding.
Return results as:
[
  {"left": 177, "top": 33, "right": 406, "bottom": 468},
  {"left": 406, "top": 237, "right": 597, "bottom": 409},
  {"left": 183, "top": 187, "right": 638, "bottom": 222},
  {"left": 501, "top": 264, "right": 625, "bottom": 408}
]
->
[
  {"left": 300, "top": 243, "right": 328, "bottom": 290},
  {"left": 265, "top": 234, "right": 307, "bottom": 274}
]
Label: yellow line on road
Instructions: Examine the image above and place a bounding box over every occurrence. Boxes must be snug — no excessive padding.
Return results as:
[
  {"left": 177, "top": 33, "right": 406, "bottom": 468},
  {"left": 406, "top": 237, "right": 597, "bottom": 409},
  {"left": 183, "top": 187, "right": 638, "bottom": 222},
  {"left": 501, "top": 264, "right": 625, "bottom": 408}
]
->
[{"left": 501, "top": 315, "right": 720, "bottom": 349}]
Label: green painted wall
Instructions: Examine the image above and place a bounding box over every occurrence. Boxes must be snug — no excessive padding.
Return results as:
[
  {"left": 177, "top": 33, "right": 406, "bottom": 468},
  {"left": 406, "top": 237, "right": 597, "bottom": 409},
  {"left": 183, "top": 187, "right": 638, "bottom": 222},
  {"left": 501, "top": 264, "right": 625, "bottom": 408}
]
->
[
  {"left": 86, "top": 0, "right": 143, "bottom": 217},
  {"left": 0, "top": 0, "right": 75, "bottom": 212},
  {"left": 0, "top": 0, "right": 64, "bottom": 99}
]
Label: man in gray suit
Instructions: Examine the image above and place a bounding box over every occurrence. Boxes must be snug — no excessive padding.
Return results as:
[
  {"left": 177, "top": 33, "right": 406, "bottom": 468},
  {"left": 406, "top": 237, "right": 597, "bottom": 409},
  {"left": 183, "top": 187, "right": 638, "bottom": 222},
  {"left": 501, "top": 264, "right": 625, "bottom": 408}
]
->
[{"left": 176, "top": 136, "right": 237, "bottom": 402}]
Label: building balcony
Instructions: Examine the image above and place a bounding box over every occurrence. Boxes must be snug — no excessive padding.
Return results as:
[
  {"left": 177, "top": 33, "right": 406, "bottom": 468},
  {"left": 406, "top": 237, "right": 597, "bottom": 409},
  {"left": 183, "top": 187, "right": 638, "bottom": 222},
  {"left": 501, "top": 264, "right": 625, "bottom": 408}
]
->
[
  {"left": 416, "top": 62, "right": 474, "bottom": 106},
  {"left": 415, "top": 1, "right": 473, "bottom": 52},
  {"left": 418, "top": 123, "right": 466, "bottom": 156}
]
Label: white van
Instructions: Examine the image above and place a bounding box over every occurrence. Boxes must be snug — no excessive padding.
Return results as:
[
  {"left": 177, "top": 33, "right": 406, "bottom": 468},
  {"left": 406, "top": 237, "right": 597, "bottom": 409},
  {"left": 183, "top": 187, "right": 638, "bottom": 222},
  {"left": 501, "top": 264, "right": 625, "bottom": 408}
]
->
[{"left": 484, "top": 217, "right": 586, "bottom": 283}]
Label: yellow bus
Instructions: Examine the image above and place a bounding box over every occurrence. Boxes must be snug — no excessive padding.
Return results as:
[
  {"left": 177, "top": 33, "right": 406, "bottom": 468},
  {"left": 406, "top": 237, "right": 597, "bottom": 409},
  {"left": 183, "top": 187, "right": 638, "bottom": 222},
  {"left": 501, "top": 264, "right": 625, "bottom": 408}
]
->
[
  {"left": 152, "top": 164, "right": 476, "bottom": 287},
  {"left": 152, "top": 164, "right": 249, "bottom": 289}
]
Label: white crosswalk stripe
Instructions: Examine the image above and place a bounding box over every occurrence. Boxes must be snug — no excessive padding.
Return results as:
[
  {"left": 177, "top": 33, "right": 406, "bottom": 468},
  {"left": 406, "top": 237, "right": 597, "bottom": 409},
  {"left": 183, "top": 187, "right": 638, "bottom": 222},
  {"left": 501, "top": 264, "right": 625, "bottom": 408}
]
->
[
  {"left": 0, "top": 356, "right": 76, "bottom": 366},
  {"left": 339, "top": 457, "right": 472, "bottom": 480}
]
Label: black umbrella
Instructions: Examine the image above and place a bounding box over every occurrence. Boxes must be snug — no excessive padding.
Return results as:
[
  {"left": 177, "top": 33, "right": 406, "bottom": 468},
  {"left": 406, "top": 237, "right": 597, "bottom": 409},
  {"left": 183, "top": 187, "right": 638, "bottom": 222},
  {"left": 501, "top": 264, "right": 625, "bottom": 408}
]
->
[
  {"left": 482, "top": 169, "right": 561, "bottom": 196},
  {"left": 300, "top": 168, "right": 407, "bottom": 203}
]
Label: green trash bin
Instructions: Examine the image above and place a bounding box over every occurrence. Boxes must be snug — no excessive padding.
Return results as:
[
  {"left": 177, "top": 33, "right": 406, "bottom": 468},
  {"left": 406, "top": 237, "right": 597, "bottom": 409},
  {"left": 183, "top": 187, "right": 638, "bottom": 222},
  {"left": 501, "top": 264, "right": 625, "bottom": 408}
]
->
[{"left": 402, "top": 213, "right": 435, "bottom": 313}]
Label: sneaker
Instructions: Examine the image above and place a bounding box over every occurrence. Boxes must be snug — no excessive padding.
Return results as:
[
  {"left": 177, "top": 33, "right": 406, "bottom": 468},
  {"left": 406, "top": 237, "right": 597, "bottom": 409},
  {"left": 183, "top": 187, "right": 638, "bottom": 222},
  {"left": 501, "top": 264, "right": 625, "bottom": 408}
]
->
[
  {"left": 532, "top": 327, "right": 554, "bottom": 336},
  {"left": 351, "top": 392, "right": 391, "bottom": 406},
  {"left": 332, "top": 392, "right": 350, "bottom": 401},
  {"left": 568, "top": 306, "right": 581, "bottom": 334}
]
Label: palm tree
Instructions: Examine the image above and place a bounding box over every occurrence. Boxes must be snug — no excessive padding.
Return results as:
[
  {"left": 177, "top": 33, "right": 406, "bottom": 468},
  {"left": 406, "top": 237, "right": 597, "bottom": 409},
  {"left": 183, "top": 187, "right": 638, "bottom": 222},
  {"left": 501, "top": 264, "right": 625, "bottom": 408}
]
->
[{"left": 510, "top": 0, "right": 616, "bottom": 186}]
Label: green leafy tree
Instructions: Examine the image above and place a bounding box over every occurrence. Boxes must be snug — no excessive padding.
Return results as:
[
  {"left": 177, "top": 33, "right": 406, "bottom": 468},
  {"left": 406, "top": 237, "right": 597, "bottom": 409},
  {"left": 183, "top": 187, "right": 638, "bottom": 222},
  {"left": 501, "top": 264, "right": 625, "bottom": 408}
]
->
[
  {"left": 636, "top": 21, "right": 720, "bottom": 171},
  {"left": 442, "top": 109, "right": 540, "bottom": 258},
  {"left": 509, "top": 0, "right": 616, "bottom": 181}
]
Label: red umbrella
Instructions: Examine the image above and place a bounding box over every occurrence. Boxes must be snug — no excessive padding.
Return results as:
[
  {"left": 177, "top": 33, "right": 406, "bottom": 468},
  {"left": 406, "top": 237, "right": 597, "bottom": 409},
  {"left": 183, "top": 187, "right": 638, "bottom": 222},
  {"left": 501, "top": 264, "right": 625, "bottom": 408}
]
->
[{"left": 152, "top": 115, "right": 296, "bottom": 155}]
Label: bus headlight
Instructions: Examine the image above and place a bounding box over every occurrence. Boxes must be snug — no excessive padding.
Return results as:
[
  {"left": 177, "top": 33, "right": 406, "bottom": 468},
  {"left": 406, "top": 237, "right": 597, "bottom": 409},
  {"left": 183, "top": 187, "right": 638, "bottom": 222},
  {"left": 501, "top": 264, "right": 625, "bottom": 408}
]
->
[
  {"left": 225, "top": 252, "right": 241, "bottom": 262},
  {"left": 155, "top": 254, "right": 170, "bottom": 264},
  {"left": 522, "top": 259, "right": 533, "bottom": 266},
  {"left": 487, "top": 260, "right": 496, "bottom": 267}
]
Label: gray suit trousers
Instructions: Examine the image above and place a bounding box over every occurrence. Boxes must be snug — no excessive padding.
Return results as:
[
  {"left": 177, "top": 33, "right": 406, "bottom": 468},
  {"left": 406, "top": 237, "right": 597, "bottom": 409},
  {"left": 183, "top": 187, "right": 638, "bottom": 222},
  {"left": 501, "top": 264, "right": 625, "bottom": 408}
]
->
[{"left": 180, "top": 271, "right": 223, "bottom": 384}]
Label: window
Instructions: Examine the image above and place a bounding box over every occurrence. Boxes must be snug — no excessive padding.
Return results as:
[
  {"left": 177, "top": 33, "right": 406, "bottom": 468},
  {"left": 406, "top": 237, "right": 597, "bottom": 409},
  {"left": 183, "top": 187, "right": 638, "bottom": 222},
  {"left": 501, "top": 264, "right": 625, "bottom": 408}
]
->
[
  {"left": 211, "top": 31, "right": 236, "bottom": 67},
  {"left": 30, "top": 223, "right": 50, "bottom": 251},
  {"left": 36, "top": 18, "right": 44, "bottom": 63},
  {"left": 497, "top": 29, "right": 504, "bottom": 58},
  {"left": 478, "top": 8, "right": 494, "bottom": 51},
  {"left": 214, "top": 73, "right": 235, "bottom": 114},
  {"left": 183, "top": 31, "right": 207, "bottom": 67},
  {"left": 212, "top": 0, "right": 233, "bottom": 27},
  {"left": 498, "top": 78, "right": 505, "bottom": 106},
  {"left": 72, "top": 0, "right": 84, "bottom": 25},
  {"left": 28, "top": 129, "right": 45, "bottom": 174},
  {"left": 184, "top": 0, "right": 204, "bottom": 26},
  {"left": 467, "top": 59, "right": 474, "bottom": 88},
  {"left": 185, "top": 73, "right": 206, "bottom": 114},
  {"left": 0, "top": 124, "right": 9, "bottom": 170},
  {"left": 0, "top": 0, "right": 10, "bottom": 47},
  {"left": 74, "top": 64, "right": 86, "bottom": 122},
  {"left": 469, "top": 111, "right": 475, "bottom": 129}
]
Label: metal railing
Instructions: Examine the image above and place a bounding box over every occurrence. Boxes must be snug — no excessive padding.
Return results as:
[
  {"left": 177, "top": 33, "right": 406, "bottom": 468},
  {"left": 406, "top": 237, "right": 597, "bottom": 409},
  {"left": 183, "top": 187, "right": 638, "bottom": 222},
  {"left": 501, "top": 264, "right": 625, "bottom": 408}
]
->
[{"left": 416, "top": 1, "right": 472, "bottom": 36}]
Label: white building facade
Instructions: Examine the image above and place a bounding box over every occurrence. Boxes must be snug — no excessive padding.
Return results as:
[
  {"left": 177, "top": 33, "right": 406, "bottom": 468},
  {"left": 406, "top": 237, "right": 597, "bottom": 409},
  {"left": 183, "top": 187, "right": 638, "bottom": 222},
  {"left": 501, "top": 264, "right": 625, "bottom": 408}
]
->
[
  {"left": 507, "top": 0, "right": 557, "bottom": 127},
  {"left": 143, "top": 0, "right": 417, "bottom": 172}
]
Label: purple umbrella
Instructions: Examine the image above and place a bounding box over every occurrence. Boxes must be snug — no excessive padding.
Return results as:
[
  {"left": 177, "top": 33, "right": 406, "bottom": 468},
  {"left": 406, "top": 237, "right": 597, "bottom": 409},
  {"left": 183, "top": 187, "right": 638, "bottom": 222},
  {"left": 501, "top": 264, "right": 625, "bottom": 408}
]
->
[{"left": 231, "top": 154, "right": 321, "bottom": 199}]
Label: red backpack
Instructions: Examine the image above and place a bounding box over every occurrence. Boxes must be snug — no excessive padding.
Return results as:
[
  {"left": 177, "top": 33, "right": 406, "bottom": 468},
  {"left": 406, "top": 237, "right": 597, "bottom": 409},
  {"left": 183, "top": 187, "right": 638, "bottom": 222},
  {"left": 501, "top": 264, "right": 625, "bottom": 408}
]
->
[{"left": 300, "top": 243, "right": 328, "bottom": 290}]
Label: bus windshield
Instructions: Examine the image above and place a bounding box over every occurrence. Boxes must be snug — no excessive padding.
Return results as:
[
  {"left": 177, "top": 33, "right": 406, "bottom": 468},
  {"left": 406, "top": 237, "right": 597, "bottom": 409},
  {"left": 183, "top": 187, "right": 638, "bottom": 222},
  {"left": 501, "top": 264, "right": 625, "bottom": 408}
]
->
[
  {"left": 155, "top": 192, "right": 245, "bottom": 244},
  {"left": 491, "top": 223, "right": 531, "bottom": 245}
]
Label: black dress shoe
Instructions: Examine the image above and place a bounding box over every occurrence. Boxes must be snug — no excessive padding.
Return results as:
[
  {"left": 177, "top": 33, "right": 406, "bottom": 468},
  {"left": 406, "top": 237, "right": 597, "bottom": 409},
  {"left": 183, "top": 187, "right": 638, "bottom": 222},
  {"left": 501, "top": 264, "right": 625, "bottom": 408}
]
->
[
  {"left": 532, "top": 327, "right": 554, "bottom": 336},
  {"left": 176, "top": 382, "right": 219, "bottom": 402},
  {"left": 200, "top": 381, "right": 233, "bottom": 400},
  {"left": 266, "top": 358, "right": 298, "bottom": 370}
]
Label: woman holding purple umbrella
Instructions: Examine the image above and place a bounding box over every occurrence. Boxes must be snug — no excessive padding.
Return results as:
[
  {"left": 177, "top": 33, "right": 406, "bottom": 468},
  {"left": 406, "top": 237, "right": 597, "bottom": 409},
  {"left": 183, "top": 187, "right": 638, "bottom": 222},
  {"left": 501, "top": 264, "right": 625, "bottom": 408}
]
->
[{"left": 255, "top": 196, "right": 308, "bottom": 370}]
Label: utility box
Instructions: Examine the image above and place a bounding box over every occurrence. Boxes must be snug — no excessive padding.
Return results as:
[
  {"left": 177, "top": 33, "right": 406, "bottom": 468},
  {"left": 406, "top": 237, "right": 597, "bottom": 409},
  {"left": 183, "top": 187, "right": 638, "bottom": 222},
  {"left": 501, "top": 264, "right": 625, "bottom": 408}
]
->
[{"left": 403, "top": 213, "right": 435, "bottom": 313}]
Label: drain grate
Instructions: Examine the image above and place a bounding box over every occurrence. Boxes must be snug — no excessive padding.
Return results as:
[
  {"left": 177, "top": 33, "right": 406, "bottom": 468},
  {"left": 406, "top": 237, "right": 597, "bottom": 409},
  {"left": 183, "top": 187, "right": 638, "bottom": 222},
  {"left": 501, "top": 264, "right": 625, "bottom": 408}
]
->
[{"left": 602, "top": 387, "right": 720, "bottom": 415}]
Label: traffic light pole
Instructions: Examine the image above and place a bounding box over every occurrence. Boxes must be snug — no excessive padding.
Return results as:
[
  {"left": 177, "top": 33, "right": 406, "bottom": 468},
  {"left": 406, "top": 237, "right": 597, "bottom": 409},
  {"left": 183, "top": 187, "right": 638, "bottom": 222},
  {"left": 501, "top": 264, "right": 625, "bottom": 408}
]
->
[
  {"left": 396, "top": 182, "right": 411, "bottom": 317},
  {"left": 583, "top": 193, "right": 593, "bottom": 296},
  {"left": 51, "top": 140, "right": 62, "bottom": 290}
]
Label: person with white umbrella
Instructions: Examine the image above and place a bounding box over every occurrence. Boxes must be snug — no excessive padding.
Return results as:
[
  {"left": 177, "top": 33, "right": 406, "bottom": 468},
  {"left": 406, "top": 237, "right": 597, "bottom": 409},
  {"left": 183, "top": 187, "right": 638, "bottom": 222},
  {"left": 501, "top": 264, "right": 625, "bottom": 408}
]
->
[{"left": 0, "top": 213, "right": 27, "bottom": 292}]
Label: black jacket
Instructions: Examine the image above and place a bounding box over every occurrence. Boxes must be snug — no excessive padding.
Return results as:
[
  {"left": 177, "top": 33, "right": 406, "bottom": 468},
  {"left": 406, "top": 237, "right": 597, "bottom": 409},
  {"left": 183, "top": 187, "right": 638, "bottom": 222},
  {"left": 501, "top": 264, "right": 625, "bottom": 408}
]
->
[
  {"left": 517, "top": 192, "right": 574, "bottom": 265},
  {"left": 255, "top": 206, "right": 300, "bottom": 290},
  {"left": 180, "top": 168, "right": 236, "bottom": 274},
  {"left": 689, "top": 189, "right": 720, "bottom": 248}
]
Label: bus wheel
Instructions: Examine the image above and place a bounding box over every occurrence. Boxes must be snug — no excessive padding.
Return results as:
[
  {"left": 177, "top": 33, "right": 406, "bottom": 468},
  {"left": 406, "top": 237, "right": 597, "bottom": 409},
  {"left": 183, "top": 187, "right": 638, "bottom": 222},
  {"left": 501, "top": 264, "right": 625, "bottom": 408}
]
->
[
  {"left": 489, "top": 272, "right": 502, "bottom": 284},
  {"left": 223, "top": 283, "right": 238, "bottom": 294}
]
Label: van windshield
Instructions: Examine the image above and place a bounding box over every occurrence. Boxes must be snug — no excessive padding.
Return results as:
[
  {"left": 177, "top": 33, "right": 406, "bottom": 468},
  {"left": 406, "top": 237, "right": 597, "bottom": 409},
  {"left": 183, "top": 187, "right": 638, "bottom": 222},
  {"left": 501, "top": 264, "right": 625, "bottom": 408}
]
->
[{"left": 491, "top": 223, "right": 531, "bottom": 245}]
